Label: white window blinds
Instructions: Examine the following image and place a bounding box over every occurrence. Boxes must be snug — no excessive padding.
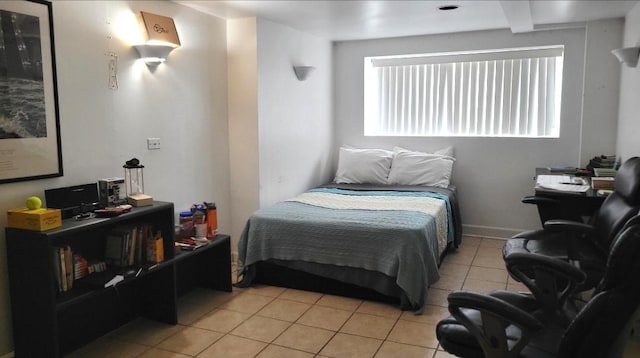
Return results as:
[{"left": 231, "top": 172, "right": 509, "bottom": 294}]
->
[{"left": 364, "top": 46, "right": 564, "bottom": 137}]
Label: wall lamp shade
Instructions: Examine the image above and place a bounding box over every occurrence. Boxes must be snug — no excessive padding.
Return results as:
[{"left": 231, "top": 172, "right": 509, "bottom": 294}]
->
[
  {"left": 293, "top": 66, "right": 315, "bottom": 81},
  {"left": 134, "top": 11, "right": 180, "bottom": 66},
  {"left": 611, "top": 47, "right": 640, "bottom": 67}
]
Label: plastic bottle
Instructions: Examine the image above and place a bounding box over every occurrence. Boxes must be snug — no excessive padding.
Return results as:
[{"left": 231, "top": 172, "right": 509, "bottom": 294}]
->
[
  {"left": 205, "top": 202, "right": 217, "bottom": 238},
  {"left": 192, "top": 210, "right": 206, "bottom": 238},
  {"left": 178, "top": 211, "right": 193, "bottom": 238}
]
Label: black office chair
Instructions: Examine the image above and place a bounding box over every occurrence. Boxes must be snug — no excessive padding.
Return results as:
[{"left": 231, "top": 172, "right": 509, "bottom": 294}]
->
[
  {"left": 436, "top": 220, "right": 640, "bottom": 358},
  {"left": 521, "top": 195, "right": 582, "bottom": 225},
  {"left": 503, "top": 156, "right": 640, "bottom": 291}
]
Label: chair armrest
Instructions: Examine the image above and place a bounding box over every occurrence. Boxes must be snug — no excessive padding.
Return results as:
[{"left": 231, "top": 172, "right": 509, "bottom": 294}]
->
[
  {"left": 446, "top": 291, "right": 542, "bottom": 357},
  {"left": 522, "top": 196, "right": 560, "bottom": 206},
  {"left": 505, "top": 252, "right": 585, "bottom": 282},
  {"left": 504, "top": 252, "right": 586, "bottom": 317},
  {"left": 448, "top": 291, "right": 543, "bottom": 330},
  {"left": 543, "top": 219, "right": 594, "bottom": 236}
]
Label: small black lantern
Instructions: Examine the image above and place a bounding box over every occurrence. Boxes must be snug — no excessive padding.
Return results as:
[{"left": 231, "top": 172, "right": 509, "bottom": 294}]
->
[{"left": 123, "top": 158, "right": 153, "bottom": 206}]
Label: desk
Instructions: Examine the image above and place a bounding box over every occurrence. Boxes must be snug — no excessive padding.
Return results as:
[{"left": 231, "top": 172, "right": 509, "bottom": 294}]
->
[{"left": 530, "top": 168, "right": 606, "bottom": 223}]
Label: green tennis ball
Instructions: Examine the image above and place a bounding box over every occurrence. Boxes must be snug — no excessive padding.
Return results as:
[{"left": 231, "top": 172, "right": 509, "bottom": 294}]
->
[{"left": 26, "top": 196, "right": 42, "bottom": 210}]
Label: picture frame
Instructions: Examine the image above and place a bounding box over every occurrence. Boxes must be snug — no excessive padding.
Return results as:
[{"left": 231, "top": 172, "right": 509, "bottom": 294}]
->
[{"left": 0, "top": 0, "right": 62, "bottom": 184}]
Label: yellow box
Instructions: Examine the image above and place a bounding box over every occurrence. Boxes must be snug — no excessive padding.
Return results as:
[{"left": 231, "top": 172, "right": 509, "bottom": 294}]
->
[{"left": 7, "top": 208, "right": 62, "bottom": 231}]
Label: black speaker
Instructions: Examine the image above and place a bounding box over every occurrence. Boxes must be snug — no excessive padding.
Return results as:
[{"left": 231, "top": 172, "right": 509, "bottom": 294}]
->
[{"left": 45, "top": 183, "right": 101, "bottom": 219}]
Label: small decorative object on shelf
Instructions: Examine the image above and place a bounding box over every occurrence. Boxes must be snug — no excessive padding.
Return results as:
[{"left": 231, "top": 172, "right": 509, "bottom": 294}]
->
[
  {"left": 98, "top": 177, "right": 127, "bottom": 207},
  {"left": 94, "top": 204, "right": 133, "bottom": 217},
  {"left": 192, "top": 209, "right": 206, "bottom": 238},
  {"left": 175, "top": 236, "right": 209, "bottom": 251},
  {"left": 6, "top": 195, "right": 62, "bottom": 231},
  {"left": 123, "top": 158, "right": 153, "bottom": 206}
]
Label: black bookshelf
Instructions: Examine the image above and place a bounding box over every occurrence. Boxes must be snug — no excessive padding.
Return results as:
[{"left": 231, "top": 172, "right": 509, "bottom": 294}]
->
[{"left": 5, "top": 201, "right": 231, "bottom": 357}]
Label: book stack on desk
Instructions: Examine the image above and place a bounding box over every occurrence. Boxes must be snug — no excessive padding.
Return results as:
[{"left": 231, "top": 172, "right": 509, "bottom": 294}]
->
[
  {"left": 594, "top": 168, "right": 617, "bottom": 177},
  {"left": 587, "top": 155, "right": 617, "bottom": 170}
]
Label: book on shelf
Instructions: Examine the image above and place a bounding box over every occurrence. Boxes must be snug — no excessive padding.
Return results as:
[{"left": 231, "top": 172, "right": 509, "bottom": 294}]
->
[
  {"left": 52, "top": 245, "right": 74, "bottom": 293},
  {"left": 104, "top": 223, "right": 159, "bottom": 269},
  {"left": 65, "top": 246, "right": 73, "bottom": 289},
  {"left": 59, "top": 247, "right": 67, "bottom": 291},
  {"left": 128, "top": 226, "right": 137, "bottom": 266},
  {"left": 105, "top": 231, "right": 126, "bottom": 267},
  {"left": 146, "top": 231, "right": 164, "bottom": 263},
  {"left": 74, "top": 254, "right": 88, "bottom": 280},
  {"left": 52, "top": 248, "right": 62, "bottom": 293},
  {"left": 136, "top": 226, "right": 144, "bottom": 264}
]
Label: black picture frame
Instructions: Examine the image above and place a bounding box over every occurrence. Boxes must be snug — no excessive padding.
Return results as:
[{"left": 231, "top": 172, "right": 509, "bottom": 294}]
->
[{"left": 0, "top": 0, "right": 63, "bottom": 184}]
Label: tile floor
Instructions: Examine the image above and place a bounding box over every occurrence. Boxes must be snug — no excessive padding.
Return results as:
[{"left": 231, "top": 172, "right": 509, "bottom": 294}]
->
[{"left": 66, "top": 236, "right": 640, "bottom": 358}]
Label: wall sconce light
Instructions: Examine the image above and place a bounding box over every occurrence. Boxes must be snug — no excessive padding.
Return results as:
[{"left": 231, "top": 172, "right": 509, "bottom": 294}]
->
[
  {"left": 133, "top": 11, "right": 180, "bottom": 66},
  {"left": 293, "top": 66, "right": 315, "bottom": 81},
  {"left": 611, "top": 47, "right": 640, "bottom": 67}
]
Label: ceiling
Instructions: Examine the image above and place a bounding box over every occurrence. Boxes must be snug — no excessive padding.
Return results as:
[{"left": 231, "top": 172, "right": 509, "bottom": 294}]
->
[{"left": 175, "top": 0, "right": 638, "bottom": 41}]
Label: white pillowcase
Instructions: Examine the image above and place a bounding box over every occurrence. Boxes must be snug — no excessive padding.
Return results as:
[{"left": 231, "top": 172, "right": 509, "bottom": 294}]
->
[
  {"left": 433, "top": 146, "right": 454, "bottom": 157},
  {"left": 388, "top": 150, "right": 455, "bottom": 188},
  {"left": 393, "top": 146, "right": 455, "bottom": 158},
  {"left": 334, "top": 147, "right": 394, "bottom": 184}
]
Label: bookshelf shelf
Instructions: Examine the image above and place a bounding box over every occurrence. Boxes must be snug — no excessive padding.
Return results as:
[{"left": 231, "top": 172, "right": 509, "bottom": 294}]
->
[{"left": 5, "top": 201, "right": 231, "bottom": 358}]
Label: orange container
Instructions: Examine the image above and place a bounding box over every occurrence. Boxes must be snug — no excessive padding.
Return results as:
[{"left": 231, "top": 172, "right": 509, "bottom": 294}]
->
[{"left": 206, "top": 205, "right": 217, "bottom": 238}]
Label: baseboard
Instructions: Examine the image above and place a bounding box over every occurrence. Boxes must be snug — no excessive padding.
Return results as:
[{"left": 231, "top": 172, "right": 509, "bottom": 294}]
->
[
  {"left": 462, "top": 224, "right": 527, "bottom": 239},
  {"left": 0, "top": 351, "right": 14, "bottom": 358}
]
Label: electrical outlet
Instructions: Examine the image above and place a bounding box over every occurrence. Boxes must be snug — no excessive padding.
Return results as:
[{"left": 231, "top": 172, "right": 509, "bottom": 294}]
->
[{"left": 147, "top": 138, "right": 161, "bottom": 150}]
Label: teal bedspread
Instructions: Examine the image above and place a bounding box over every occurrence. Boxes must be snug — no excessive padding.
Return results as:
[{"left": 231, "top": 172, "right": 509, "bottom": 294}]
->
[{"left": 238, "top": 188, "right": 453, "bottom": 312}]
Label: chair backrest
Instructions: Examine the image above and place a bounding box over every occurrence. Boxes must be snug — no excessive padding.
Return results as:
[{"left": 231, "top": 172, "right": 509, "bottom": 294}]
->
[
  {"left": 595, "top": 214, "right": 640, "bottom": 294},
  {"left": 592, "top": 157, "right": 640, "bottom": 252},
  {"left": 558, "top": 221, "right": 640, "bottom": 358}
]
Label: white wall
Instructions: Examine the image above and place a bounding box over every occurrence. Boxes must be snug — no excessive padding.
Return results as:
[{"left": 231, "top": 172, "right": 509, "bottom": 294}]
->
[
  {"left": 227, "top": 18, "right": 334, "bottom": 248},
  {"left": 227, "top": 18, "right": 260, "bottom": 256},
  {"left": 334, "top": 25, "right": 621, "bottom": 237},
  {"left": 256, "top": 18, "right": 334, "bottom": 206},
  {"left": 617, "top": 3, "right": 640, "bottom": 160},
  {"left": 0, "top": 1, "right": 229, "bottom": 354},
  {"left": 581, "top": 20, "right": 624, "bottom": 164}
]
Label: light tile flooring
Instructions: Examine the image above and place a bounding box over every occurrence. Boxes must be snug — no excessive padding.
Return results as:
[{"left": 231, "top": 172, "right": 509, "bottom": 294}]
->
[{"left": 66, "top": 236, "right": 640, "bottom": 358}]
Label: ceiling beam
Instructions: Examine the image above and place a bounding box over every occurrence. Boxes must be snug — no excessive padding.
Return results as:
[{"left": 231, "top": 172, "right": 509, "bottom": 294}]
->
[{"left": 499, "top": 0, "right": 534, "bottom": 33}]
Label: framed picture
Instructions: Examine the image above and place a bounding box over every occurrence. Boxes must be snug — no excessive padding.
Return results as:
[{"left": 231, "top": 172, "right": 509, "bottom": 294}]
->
[{"left": 0, "top": 0, "right": 62, "bottom": 184}]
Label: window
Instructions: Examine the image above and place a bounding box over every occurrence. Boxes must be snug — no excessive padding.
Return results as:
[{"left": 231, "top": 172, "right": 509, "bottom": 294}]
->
[{"left": 364, "top": 46, "right": 564, "bottom": 137}]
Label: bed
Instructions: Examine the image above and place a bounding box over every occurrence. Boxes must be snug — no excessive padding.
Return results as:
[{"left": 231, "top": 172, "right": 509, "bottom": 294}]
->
[{"left": 236, "top": 181, "right": 462, "bottom": 313}]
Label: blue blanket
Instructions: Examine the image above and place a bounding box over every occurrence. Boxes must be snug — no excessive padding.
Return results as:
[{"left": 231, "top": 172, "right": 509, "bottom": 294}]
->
[{"left": 238, "top": 189, "right": 451, "bottom": 312}]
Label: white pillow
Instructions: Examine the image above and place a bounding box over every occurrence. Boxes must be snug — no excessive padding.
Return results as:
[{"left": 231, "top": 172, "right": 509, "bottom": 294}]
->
[
  {"left": 393, "top": 145, "right": 455, "bottom": 158},
  {"left": 387, "top": 150, "right": 455, "bottom": 187},
  {"left": 334, "top": 147, "right": 394, "bottom": 184},
  {"left": 434, "top": 146, "right": 454, "bottom": 157}
]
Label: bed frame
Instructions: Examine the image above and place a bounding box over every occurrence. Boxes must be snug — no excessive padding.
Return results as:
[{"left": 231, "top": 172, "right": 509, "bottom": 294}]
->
[
  {"left": 250, "top": 243, "right": 455, "bottom": 306},
  {"left": 253, "top": 261, "right": 401, "bottom": 304}
]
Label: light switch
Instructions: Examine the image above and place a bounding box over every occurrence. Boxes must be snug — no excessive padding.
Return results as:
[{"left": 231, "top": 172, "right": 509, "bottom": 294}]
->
[{"left": 147, "top": 138, "right": 161, "bottom": 150}]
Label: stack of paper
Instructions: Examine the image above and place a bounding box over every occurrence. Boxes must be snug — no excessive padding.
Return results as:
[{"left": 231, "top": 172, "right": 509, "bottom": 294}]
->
[{"left": 536, "top": 175, "right": 590, "bottom": 193}]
